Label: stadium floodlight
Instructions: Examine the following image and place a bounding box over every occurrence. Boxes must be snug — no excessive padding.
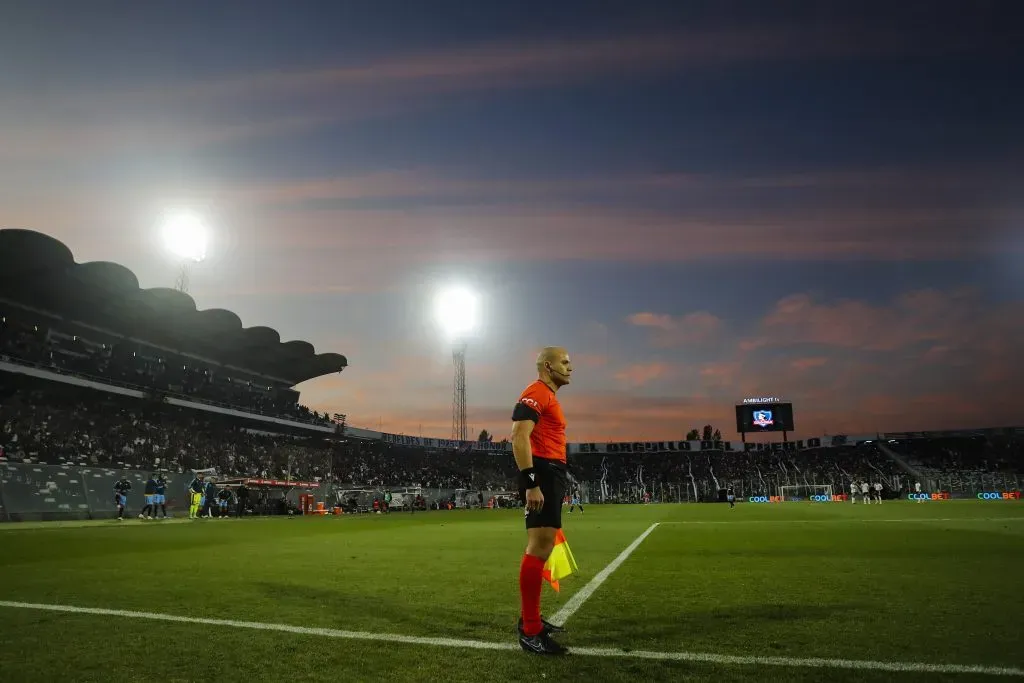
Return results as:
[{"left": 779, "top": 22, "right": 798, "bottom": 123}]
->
[
  {"left": 159, "top": 211, "right": 208, "bottom": 294},
  {"left": 434, "top": 286, "right": 479, "bottom": 442},
  {"left": 434, "top": 286, "right": 478, "bottom": 341},
  {"left": 160, "top": 211, "right": 208, "bottom": 264}
]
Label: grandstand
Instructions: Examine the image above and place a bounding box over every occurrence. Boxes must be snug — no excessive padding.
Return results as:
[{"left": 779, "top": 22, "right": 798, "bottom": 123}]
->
[
  {"left": 3, "top": 377, "right": 1022, "bottom": 520},
  {"left": 0, "top": 229, "right": 347, "bottom": 426},
  {"left": 2, "top": 228, "right": 1022, "bottom": 522}
]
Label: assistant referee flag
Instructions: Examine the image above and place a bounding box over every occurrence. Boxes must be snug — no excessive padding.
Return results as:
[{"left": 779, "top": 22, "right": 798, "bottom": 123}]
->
[{"left": 542, "top": 529, "right": 579, "bottom": 592}]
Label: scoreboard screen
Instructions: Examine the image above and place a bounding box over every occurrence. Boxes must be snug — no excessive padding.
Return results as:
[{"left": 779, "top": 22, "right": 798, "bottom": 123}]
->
[{"left": 735, "top": 402, "right": 795, "bottom": 433}]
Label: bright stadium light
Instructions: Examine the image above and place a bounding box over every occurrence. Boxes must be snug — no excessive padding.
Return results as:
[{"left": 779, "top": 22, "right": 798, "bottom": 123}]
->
[
  {"left": 159, "top": 211, "right": 209, "bottom": 293},
  {"left": 160, "top": 211, "right": 208, "bottom": 264},
  {"left": 434, "top": 286, "right": 479, "bottom": 341},
  {"left": 434, "top": 286, "right": 480, "bottom": 442}
]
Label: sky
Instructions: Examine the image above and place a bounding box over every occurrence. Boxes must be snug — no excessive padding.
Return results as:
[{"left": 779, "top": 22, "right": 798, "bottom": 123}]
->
[{"left": 2, "top": 1, "right": 1023, "bottom": 442}]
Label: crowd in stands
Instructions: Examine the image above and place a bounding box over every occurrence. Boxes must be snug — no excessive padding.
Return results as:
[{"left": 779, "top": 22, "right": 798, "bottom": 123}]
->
[
  {"left": 0, "top": 377, "right": 317, "bottom": 478},
  {"left": 0, "top": 311, "right": 331, "bottom": 425},
  {"left": 6, "top": 375, "right": 1021, "bottom": 507},
  {"left": 891, "top": 436, "right": 1021, "bottom": 475},
  {"left": 569, "top": 442, "right": 903, "bottom": 501},
  {"left": 888, "top": 436, "right": 1022, "bottom": 491},
  {"left": 0, "top": 376, "right": 511, "bottom": 491},
  {"left": 8, "top": 378, "right": 1024, "bottom": 507}
]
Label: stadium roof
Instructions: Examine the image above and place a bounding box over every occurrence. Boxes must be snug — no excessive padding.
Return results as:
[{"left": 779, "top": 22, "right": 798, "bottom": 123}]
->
[{"left": 0, "top": 229, "right": 348, "bottom": 385}]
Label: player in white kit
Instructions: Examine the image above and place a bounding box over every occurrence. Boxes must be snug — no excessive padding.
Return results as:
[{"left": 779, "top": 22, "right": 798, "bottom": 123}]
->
[
  {"left": 860, "top": 481, "right": 871, "bottom": 504},
  {"left": 873, "top": 481, "right": 882, "bottom": 504},
  {"left": 849, "top": 481, "right": 858, "bottom": 504}
]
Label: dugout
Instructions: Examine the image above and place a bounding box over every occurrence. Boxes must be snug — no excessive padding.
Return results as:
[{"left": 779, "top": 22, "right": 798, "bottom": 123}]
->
[
  {"left": 386, "top": 486, "right": 423, "bottom": 510},
  {"left": 488, "top": 490, "right": 518, "bottom": 509},
  {"left": 215, "top": 477, "right": 320, "bottom": 515},
  {"left": 333, "top": 488, "right": 379, "bottom": 513}
]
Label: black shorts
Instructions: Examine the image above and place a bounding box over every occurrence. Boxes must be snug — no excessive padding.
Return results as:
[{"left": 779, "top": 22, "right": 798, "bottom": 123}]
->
[{"left": 520, "top": 457, "right": 568, "bottom": 530}]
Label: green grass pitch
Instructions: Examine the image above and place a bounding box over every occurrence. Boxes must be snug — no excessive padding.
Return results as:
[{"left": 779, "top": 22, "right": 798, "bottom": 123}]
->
[{"left": 1, "top": 500, "right": 1022, "bottom": 682}]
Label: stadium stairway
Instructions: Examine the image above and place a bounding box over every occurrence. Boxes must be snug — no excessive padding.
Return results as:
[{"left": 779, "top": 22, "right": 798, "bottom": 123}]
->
[{"left": 876, "top": 442, "right": 928, "bottom": 482}]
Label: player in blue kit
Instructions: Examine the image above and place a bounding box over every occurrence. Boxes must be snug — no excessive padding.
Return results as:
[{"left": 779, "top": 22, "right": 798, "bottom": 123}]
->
[
  {"left": 217, "top": 487, "right": 233, "bottom": 518},
  {"left": 113, "top": 474, "right": 132, "bottom": 520},
  {"left": 204, "top": 479, "right": 217, "bottom": 518},
  {"left": 139, "top": 473, "right": 157, "bottom": 519},
  {"left": 154, "top": 474, "right": 168, "bottom": 518},
  {"left": 567, "top": 487, "right": 584, "bottom": 514}
]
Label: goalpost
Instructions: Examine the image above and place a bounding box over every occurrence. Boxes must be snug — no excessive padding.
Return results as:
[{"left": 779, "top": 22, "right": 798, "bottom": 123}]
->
[{"left": 778, "top": 484, "right": 834, "bottom": 501}]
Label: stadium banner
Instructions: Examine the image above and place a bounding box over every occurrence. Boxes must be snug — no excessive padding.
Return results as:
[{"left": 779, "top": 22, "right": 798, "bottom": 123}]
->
[
  {"left": 377, "top": 433, "right": 513, "bottom": 451},
  {"left": 238, "top": 478, "right": 320, "bottom": 488},
  {"left": 352, "top": 430, "right": 874, "bottom": 454},
  {"left": 976, "top": 491, "right": 1021, "bottom": 500},
  {"left": 907, "top": 492, "right": 952, "bottom": 501},
  {"left": 567, "top": 435, "right": 867, "bottom": 453}
]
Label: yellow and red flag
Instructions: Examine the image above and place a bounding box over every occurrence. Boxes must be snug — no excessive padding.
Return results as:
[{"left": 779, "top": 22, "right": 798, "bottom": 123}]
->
[{"left": 542, "top": 529, "right": 579, "bottom": 592}]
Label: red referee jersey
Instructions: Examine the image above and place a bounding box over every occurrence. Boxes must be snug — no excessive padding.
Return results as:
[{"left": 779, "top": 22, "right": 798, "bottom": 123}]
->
[{"left": 513, "top": 380, "right": 566, "bottom": 463}]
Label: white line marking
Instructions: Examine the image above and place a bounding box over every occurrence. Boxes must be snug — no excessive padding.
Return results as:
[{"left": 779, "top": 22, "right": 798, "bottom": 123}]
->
[
  {"left": 0, "top": 600, "right": 1020, "bottom": 677},
  {"left": 550, "top": 522, "right": 660, "bottom": 627},
  {"left": 0, "top": 518, "right": 197, "bottom": 531},
  {"left": 0, "top": 599, "right": 513, "bottom": 651},
  {"left": 658, "top": 518, "right": 1024, "bottom": 525}
]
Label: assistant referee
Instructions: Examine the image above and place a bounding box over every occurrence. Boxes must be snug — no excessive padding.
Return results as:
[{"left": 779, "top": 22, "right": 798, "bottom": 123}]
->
[{"left": 512, "top": 346, "right": 573, "bottom": 655}]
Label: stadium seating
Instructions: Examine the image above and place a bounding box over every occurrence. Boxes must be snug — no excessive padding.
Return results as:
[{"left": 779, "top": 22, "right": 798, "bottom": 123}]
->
[
  {"left": 5, "top": 375, "right": 1022, "bottom": 505},
  {"left": 1, "top": 307, "right": 332, "bottom": 426},
  {"left": 4, "top": 370, "right": 1021, "bottom": 517},
  {"left": 887, "top": 436, "right": 1024, "bottom": 494}
]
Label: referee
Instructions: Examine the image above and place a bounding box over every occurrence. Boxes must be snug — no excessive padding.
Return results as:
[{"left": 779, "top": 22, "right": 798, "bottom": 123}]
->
[{"left": 512, "top": 346, "right": 572, "bottom": 655}]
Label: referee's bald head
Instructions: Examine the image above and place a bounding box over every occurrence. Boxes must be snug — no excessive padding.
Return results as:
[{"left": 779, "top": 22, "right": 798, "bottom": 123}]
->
[{"left": 537, "top": 346, "right": 572, "bottom": 388}]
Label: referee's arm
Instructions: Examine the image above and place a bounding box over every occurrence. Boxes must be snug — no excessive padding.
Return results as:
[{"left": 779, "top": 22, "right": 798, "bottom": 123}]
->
[
  {"left": 512, "top": 420, "right": 543, "bottom": 512},
  {"left": 511, "top": 419, "right": 535, "bottom": 471}
]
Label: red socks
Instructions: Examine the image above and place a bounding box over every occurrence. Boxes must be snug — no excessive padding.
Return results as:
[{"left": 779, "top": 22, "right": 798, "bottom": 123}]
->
[{"left": 519, "top": 553, "right": 545, "bottom": 636}]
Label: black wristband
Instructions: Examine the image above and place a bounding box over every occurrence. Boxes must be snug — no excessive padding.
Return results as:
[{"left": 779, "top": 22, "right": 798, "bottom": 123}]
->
[{"left": 519, "top": 467, "right": 540, "bottom": 490}]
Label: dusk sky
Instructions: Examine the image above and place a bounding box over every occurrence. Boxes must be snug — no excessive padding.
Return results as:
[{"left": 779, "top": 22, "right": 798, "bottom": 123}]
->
[{"left": 3, "top": 1, "right": 1023, "bottom": 442}]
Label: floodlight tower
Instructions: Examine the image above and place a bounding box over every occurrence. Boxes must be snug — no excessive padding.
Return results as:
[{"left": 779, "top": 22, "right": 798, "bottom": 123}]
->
[
  {"left": 160, "top": 211, "right": 208, "bottom": 294},
  {"left": 435, "top": 287, "right": 478, "bottom": 442},
  {"left": 452, "top": 342, "right": 467, "bottom": 442},
  {"left": 175, "top": 262, "right": 195, "bottom": 294}
]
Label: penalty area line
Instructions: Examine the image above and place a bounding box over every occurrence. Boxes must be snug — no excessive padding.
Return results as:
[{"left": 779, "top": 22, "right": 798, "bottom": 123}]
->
[
  {"left": 0, "top": 600, "right": 1021, "bottom": 677},
  {"left": 549, "top": 521, "right": 660, "bottom": 627}
]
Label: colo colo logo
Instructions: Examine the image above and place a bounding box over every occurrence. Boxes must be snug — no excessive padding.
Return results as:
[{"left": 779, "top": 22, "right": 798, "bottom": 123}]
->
[{"left": 976, "top": 491, "right": 1021, "bottom": 500}]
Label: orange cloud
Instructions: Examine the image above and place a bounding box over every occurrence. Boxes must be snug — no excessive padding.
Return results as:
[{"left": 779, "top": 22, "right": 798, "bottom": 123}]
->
[
  {"left": 321, "top": 382, "right": 1023, "bottom": 443},
  {"left": 732, "top": 288, "right": 1024, "bottom": 423},
  {"left": 274, "top": 282, "right": 1024, "bottom": 443},
  {"left": 0, "top": 114, "right": 336, "bottom": 163},
  {"left": 628, "top": 310, "right": 723, "bottom": 346},
  {"left": 199, "top": 195, "right": 1002, "bottom": 263},
  {"left": 221, "top": 171, "right": 511, "bottom": 206},
  {"left": 572, "top": 353, "right": 610, "bottom": 369},
  {"left": 614, "top": 362, "right": 676, "bottom": 388},
  {"left": 790, "top": 357, "right": 828, "bottom": 371},
  {"left": 697, "top": 361, "right": 742, "bottom": 390},
  {"left": 81, "top": 26, "right": 957, "bottom": 110},
  {"left": 759, "top": 288, "right": 1023, "bottom": 354},
  {"left": 4, "top": 164, "right": 1013, "bottom": 267},
  {"left": 174, "top": 164, "right": 1022, "bottom": 214},
  {"left": 8, "top": 17, "right": 1010, "bottom": 166},
  {"left": 302, "top": 351, "right": 1024, "bottom": 443},
  {"left": 626, "top": 312, "right": 675, "bottom": 330}
]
